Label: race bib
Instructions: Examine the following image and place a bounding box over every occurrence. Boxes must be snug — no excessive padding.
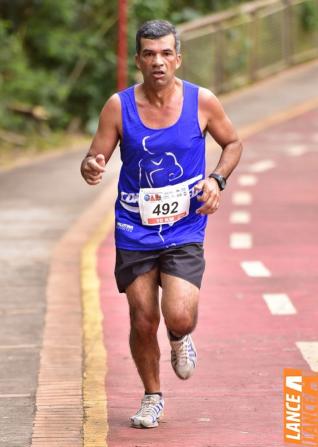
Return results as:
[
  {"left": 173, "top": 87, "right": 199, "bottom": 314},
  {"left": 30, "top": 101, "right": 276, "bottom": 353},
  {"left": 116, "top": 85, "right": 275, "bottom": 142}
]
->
[{"left": 138, "top": 182, "right": 190, "bottom": 226}]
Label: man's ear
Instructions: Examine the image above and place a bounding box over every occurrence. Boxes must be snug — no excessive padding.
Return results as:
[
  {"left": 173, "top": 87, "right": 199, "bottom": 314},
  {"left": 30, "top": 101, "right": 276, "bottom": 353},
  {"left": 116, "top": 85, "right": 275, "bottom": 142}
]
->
[
  {"left": 176, "top": 53, "right": 182, "bottom": 70},
  {"left": 135, "top": 53, "right": 141, "bottom": 70}
]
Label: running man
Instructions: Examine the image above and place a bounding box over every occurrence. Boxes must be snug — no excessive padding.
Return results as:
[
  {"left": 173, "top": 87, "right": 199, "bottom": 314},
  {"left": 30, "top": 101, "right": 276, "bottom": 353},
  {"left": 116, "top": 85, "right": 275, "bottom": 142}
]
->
[{"left": 81, "top": 20, "right": 242, "bottom": 428}]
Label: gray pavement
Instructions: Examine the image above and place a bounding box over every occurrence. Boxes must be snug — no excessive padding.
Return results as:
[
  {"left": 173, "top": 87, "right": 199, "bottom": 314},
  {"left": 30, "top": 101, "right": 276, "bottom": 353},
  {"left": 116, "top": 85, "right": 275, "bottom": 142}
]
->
[
  {"left": 0, "top": 150, "right": 120, "bottom": 447},
  {"left": 0, "top": 58, "right": 318, "bottom": 447},
  {"left": 221, "top": 59, "right": 318, "bottom": 129}
]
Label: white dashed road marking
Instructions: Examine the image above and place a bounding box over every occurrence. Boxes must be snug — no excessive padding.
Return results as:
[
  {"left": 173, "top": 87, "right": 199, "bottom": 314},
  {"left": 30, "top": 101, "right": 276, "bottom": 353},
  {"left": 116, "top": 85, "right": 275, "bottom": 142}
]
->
[
  {"left": 238, "top": 175, "right": 258, "bottom": 186},
  {"left": 248, "top": 160, "right": 276, "bottom": 173},
  {"left": 232, "top": 191, "right": 252, "bottom": 206},
  {"left": 285, "top": 145, "right": 307, "bottom": 157},
  {"left": 262, "top": 293, "right": 297, "bottom": 315},
  {"left": 230, "top": 233, "right": 253, "bottom": 249},
  {"left": 241, "top": 261, "right": 271, "bottom": 277},
  {"left": 230, "top": 211, "right": 251, "bottom": 224},
  {"left": 296, "top": 341, "right": 318, "bottom": 372}
]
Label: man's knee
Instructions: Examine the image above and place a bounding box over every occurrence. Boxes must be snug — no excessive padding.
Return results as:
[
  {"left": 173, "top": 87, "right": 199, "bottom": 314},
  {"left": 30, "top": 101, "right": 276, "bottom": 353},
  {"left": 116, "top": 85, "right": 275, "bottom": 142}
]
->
[
  {"left": 129, "top": 307, "right": 160, "bottom": 337},
  {"left": 165, "top": 311, "right": 197, "bottom": 337}
]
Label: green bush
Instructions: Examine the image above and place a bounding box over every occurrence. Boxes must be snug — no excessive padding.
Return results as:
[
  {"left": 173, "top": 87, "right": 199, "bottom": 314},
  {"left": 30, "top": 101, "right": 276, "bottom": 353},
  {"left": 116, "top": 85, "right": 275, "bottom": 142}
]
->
[
  {"left": 300, "top": 1, "right": 318, "bottom": 32},
  {"left": 0, "top": 0, "right": 249, "bottom": 135}
]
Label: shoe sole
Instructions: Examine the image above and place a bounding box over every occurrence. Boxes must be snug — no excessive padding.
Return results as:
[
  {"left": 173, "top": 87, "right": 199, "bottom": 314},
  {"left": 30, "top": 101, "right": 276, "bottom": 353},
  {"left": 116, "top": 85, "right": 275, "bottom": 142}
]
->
[
  {"left": 131, "top": 422, "right": 159, "bottom": 428},
  {"left": 130, "top": 419, "right": 160, "bottom": 429},
  {"left": 173, "top": 366, "right": 195, "bottom": 380},
  {"left": 130, "top": 414, "right": 163, "bottom": 429}
]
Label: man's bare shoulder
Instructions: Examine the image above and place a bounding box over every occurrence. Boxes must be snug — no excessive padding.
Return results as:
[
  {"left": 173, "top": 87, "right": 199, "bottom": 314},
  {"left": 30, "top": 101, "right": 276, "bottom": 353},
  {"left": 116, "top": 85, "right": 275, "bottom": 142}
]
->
[
  {"left": 199, "top": 87, "right": 226, "bottom": 128},
  {"left": 98, "top": 93, "right": 122, "bottom": 132},
  {"left": 198, "top": 87, "right": 216, "bottom": 99},
  {"left": 198, "top": 87, "right": 221, "bottom": 109},
  {"left": 100, "top": 93, "right": 121, "bottom": 117}
]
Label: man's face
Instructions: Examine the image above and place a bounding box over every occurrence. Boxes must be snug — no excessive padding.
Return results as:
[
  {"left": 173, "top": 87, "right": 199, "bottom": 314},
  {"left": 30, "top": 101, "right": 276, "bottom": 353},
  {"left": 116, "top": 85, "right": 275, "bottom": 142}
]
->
[{"left": 135, "top": 34, "right": 181, "bottom": 87}]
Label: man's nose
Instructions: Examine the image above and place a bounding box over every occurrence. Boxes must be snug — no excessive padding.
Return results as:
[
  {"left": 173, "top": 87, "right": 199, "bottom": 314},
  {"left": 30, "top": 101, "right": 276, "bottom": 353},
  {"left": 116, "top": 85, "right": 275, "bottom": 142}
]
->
[{"left": 152, "top": 53, "right": 164, "bottom": 66}]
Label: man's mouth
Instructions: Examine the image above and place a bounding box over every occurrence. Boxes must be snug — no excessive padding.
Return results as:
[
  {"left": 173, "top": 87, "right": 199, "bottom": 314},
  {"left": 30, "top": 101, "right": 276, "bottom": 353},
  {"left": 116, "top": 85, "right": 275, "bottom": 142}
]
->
[{"left": 152, "top": 70, "right": 165, "bottom": 78}]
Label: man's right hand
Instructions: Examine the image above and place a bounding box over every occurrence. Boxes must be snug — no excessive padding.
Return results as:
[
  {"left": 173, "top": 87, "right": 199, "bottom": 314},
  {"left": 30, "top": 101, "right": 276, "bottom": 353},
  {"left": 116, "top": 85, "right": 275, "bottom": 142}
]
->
[{"left": 81, "top": 153, "right": 106, "bottom": 185}]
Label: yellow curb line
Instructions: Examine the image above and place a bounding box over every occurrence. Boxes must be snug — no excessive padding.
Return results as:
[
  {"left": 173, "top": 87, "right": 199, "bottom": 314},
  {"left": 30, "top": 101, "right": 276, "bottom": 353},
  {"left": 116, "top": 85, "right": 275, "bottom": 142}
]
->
[
  {"left": 81, "top": 98, "right": 318, "bottom": 447},
  {"left": 81, "top": 211, "right": 114, "bottom": 447}
]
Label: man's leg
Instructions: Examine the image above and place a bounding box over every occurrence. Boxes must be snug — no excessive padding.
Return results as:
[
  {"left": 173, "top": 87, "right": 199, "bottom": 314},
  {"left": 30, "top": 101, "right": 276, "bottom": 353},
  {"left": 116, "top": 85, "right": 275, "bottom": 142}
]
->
[
  {"left": 126, "top": 267, "right": 161, "bottom": 393},
  {"left": 161, "top": 273, "right": 199, "bottom": 337},
  {"left": 161, "top": 272, "right": 199, "bottom": 379}
]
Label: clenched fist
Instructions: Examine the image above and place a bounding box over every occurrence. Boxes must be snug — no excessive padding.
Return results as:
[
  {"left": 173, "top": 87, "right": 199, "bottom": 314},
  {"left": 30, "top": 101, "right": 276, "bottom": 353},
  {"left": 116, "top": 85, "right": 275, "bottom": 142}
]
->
[
  {"left": 194, "top": 177, "right": 220, "bottom": 215},
  {"left": 81, "top": 154, "right": 106, "bottom": 185}
]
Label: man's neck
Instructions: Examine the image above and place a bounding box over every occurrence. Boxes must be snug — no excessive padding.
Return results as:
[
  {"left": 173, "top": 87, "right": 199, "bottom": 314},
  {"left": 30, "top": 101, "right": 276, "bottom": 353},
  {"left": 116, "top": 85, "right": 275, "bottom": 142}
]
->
[{"left": 141, "top": 78, "right": 180, "bottom": 107}]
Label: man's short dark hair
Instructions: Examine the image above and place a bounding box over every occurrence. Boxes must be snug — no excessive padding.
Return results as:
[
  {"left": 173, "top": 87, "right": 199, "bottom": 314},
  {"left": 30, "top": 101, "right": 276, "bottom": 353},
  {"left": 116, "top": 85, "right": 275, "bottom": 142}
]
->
[{"left": 136, "top": 20, "right": 181, "bottom": 54}]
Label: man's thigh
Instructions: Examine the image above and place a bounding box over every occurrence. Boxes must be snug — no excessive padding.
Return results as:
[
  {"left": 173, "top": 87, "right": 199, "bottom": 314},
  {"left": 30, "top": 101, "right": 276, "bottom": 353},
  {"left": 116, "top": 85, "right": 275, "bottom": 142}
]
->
[
  {"left": 159, "top": 243, "right": 204, "bottom": 324},
  {"left": 126, "top": 267, "right": 161, "bottom": 321},
  {"left": 160, "top": 272, "right": 199, "bottom": 326}
]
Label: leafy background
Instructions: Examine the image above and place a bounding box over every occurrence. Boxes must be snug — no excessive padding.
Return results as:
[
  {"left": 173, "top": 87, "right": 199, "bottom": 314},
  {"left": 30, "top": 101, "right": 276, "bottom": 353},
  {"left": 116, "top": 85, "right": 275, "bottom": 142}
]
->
[{"left": 0, "top": 0, "right": 247, "bottom": 137}]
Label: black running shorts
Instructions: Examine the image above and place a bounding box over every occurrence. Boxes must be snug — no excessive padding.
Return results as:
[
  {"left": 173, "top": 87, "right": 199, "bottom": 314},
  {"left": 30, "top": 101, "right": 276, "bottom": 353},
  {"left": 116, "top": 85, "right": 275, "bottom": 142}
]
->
[{"left": 114, "top": 243, "right": 205, "bottom": 293}]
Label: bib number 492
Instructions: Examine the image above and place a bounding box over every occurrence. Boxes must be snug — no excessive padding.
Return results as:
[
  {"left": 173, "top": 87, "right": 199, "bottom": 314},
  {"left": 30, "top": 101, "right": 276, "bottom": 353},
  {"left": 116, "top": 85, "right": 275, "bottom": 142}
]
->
[
  {"left": 152, "top": 201, "right": 178, "bottom": 216},
  {"left": 138, "top": 182, "right": 190, "bottom": 226}
]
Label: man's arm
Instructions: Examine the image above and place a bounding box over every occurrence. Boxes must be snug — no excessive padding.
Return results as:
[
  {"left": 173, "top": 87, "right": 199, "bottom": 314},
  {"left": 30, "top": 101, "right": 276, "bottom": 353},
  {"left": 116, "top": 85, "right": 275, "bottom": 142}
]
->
[
  {"left": 81, "top": 94, "right": 121, "bottom": 185},
  {"left": 195, "top": 88, "right": 243, "bottom": 214}
]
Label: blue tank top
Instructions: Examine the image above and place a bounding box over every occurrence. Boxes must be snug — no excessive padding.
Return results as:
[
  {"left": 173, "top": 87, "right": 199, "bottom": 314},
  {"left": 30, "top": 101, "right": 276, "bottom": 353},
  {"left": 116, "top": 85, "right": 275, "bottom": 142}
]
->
[{"left": 115, "top": 80, "right": 207, "bottom": 250}]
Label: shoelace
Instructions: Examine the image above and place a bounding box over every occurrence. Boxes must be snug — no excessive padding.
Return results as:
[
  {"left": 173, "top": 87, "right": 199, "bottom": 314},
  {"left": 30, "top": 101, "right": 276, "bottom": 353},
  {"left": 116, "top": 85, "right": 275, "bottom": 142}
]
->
[
  {"left": 173, "top": 337, "right": 190, "bottom": 365},
  {"left": 136, "top": 396, "right": 161, "bottom": 417}
]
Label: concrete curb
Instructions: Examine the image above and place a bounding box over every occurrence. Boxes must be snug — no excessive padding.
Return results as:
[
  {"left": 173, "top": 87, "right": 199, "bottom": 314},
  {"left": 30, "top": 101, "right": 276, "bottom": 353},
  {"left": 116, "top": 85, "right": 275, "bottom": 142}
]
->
[{"left": 31, "top": 179, "right": 117, "bottom": 447}]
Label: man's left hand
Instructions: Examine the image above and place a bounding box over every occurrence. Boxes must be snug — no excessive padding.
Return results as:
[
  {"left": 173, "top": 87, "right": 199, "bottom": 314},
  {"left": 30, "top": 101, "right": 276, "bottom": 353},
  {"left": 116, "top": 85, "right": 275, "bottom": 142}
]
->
[{"left": 194, "top": 178, "right": 220, "bottom": 215}]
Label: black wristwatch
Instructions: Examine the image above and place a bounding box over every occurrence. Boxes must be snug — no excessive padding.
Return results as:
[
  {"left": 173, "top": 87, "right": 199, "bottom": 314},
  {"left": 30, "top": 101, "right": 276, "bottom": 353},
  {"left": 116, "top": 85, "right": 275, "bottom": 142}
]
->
[{"left": 208, "top": 173, "right": 227, "bottom": 191}]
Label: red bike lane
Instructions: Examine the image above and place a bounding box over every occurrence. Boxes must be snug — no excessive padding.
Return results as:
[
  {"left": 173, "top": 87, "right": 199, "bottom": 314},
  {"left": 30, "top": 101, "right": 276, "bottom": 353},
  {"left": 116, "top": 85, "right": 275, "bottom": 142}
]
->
[{"left": 97, "top": 107, "right": 318, "bottom": 446}]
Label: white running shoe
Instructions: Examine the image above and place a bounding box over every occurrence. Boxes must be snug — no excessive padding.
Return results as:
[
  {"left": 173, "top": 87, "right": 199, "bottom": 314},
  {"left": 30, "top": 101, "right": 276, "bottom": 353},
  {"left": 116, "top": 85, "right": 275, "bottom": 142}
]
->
[
  {"left": 130, "top": 394, "right": 164, "bottom": 428},
  {"left": 170, "top": 334, "right": 197, "bottom": 380}
]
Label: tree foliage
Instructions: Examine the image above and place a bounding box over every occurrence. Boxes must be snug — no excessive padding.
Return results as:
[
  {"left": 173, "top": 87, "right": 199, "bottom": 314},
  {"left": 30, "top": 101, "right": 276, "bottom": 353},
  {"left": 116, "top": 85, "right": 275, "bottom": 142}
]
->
[{"left": 0, "top": 0, "right": 247, "bottom": 134}]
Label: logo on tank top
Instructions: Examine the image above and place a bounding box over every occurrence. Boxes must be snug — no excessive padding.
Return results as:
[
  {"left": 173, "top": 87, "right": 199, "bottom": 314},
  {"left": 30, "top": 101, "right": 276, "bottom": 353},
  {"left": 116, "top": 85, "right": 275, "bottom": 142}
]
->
[
  {"left": 116, "top": 221, "right": 134, "bottom": 232},
  {"left": 138, "top": 136, "right": 183, "bottom": 188}
]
